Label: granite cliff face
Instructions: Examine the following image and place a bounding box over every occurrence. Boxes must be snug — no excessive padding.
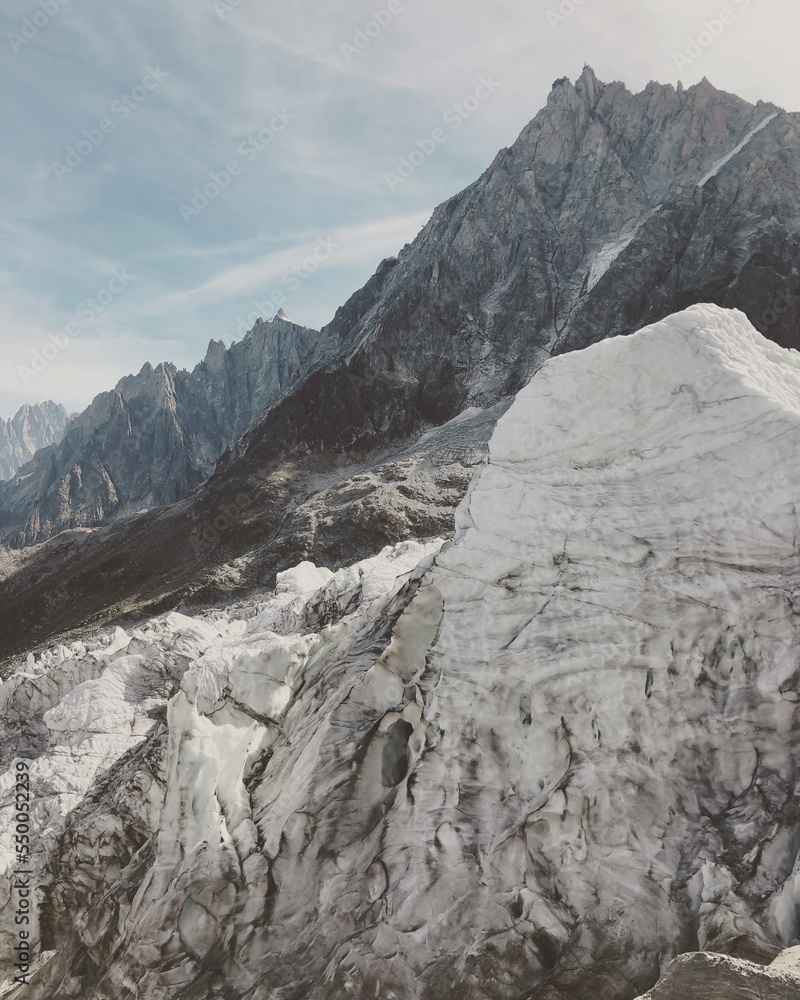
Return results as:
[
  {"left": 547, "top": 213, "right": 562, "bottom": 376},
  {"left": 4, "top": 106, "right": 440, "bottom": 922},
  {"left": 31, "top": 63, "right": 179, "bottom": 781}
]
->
[
  {"left": 227, "top": 66, "right": 798, "bottom": 467},
  {"left": 0, "top": 313, "right": 318, "bottom": 547},
  {"left": 3, "top": 306, "right": 800, "bottom": 999},
  {"left": 0, "top": 401, "right": 71, "bottom": 482}
]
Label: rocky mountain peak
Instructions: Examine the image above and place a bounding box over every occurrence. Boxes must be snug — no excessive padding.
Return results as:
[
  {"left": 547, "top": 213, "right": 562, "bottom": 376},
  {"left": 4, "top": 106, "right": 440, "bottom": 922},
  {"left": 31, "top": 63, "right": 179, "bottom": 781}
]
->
[
  {"left": 0, "top": 400, "right": 71, "bottom": 481},
  {"left": 0, "top": 316, "right": 321, "bottom": 546},
  {"left": 204, "top": 337, "right": 226, "bottom": 359},
  {"left": 573, "top": 63, "right": 601, "bottom": 105}
]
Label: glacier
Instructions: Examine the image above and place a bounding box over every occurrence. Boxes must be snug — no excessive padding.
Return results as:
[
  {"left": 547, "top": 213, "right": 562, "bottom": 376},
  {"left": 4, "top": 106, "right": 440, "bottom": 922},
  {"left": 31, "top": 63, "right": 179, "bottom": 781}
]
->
[{"left": 3, "top": 304, "right": 800, "bottom": 999}]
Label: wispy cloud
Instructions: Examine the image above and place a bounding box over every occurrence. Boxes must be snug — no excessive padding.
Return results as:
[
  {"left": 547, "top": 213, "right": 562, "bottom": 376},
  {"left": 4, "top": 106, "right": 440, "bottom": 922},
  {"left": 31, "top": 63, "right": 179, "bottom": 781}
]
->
[{"left": 162, "top": 212, "right": 430, "bottom": 306}]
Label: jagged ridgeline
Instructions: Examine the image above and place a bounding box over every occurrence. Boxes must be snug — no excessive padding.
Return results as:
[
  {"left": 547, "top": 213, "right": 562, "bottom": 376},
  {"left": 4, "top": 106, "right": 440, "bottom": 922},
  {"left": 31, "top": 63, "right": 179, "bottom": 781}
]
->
[
  {"left": 2, "top": 69, "right": 799, "bottom": 551},
  {"left": 0, "top": 314, "right": 319, "bottom": 547}
]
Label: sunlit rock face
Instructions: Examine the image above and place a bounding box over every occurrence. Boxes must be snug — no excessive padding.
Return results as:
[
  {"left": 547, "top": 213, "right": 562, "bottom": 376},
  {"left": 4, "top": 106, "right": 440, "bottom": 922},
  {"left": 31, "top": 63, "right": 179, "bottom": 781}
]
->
[
  {"left": 0, "top": 401, "right": 71, "bottom": 481},
  {"left": 4, "top": 305, "right": 800, "bottom": 1000}
]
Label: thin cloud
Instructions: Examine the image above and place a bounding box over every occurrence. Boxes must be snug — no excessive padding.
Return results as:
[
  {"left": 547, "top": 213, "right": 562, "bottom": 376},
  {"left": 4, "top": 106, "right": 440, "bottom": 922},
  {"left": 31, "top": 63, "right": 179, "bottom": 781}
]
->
[{"left": 159, "top": 212, "right": 431, "bottom": 307}]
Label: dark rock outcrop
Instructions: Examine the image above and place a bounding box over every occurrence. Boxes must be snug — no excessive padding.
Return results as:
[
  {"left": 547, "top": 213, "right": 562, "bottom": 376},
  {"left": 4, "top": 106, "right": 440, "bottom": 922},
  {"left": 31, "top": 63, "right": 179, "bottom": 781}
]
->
[{"left": 635, "top": 949, "right": 800, "bottom": 999}]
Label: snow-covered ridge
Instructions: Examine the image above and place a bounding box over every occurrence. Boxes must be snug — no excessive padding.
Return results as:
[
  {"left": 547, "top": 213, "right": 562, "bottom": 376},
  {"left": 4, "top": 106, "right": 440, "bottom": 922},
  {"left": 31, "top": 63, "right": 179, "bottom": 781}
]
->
[{"left": 698, "top": 112, "right": 778, "bottom": 187}]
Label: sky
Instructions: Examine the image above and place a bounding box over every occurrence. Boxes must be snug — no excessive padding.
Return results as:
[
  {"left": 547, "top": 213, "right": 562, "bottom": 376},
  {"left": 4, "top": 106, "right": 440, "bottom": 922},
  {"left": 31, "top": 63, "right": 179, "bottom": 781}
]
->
[{"left": 1, "top": 0, "right": 798, "bottom": 418}]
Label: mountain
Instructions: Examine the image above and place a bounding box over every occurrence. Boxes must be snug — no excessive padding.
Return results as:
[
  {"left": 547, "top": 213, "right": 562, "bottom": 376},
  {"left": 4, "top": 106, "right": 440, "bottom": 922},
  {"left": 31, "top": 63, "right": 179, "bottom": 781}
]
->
[
  {"left": 0, "top": 400, "right": 71, "bottom": 481},
  {"left": 263, "top": 64, "right": 797, "bottom": 458},
  {"left": 4, "top": 305, "right": 800, "bottom": 999},
  {"left": 1, "top": 69, "right": 799, "bottom": 665},
  {"left": 0, "top": 312, "right": 319, "bottom": 547}
]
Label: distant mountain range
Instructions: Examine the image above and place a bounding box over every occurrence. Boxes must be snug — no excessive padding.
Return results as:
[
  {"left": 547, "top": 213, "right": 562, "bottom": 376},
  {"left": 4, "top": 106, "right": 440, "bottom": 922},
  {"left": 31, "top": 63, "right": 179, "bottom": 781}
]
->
[
  {"left": 0, "top": 310, "right": 318, "bottom": 546},
  {"left": 0, "top": 400, "right": 71, "bottom": 481}
]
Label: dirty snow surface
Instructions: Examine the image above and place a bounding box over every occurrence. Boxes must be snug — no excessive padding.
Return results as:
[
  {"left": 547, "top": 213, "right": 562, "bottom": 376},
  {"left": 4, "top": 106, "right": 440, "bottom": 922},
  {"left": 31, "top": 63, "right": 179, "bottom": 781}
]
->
[{"left": 3, "top": 305, "right": 800, "bottom": 1000}]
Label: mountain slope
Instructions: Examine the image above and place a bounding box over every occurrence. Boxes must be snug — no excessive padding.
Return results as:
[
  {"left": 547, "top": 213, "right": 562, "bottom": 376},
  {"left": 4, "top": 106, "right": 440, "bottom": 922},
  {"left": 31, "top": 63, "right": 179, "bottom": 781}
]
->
[
  {"left": 0, "top": 313, "right": 319, "bottom": 547},
  {"left": 0, "top": 400, "right": 71, "bottom": 481},
  {"left": 4, "top": 305, "right": 800, "bottom": 999},
  {"left": 1, "top": 69, "right": 799, "bottom": 659},
  {"left": 0, "top": 399, "right": 503, "bottom": 665},
  {"left": 225, "top": 68, "right": 797, "bottom": 469}
]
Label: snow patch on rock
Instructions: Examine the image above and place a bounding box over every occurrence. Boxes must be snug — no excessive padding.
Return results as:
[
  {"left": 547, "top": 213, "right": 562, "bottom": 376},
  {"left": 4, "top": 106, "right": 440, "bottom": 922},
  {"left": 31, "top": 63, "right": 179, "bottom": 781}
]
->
[
  {"left": 698, "top": 112, "right": 778, "bottom": 187},
  {"left": 587, "top": 226, "right": 638, "bottom": 290}
]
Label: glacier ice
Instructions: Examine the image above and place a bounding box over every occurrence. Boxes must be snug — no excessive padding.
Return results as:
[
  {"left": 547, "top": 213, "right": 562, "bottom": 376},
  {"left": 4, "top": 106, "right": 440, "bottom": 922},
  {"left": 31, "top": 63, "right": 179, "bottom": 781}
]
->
[{"left": 4, "top": 305, "right": 800, "bottom": 999}]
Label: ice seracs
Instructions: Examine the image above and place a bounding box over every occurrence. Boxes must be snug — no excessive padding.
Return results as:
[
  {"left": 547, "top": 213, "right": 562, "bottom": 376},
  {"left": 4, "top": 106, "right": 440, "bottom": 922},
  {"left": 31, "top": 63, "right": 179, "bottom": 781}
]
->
[
  {"left": 0, "top": 538, "right": 442, "bottom": 987},
  {"left": 5, "top": 306, "right": 800, "bottom": 1000}
]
